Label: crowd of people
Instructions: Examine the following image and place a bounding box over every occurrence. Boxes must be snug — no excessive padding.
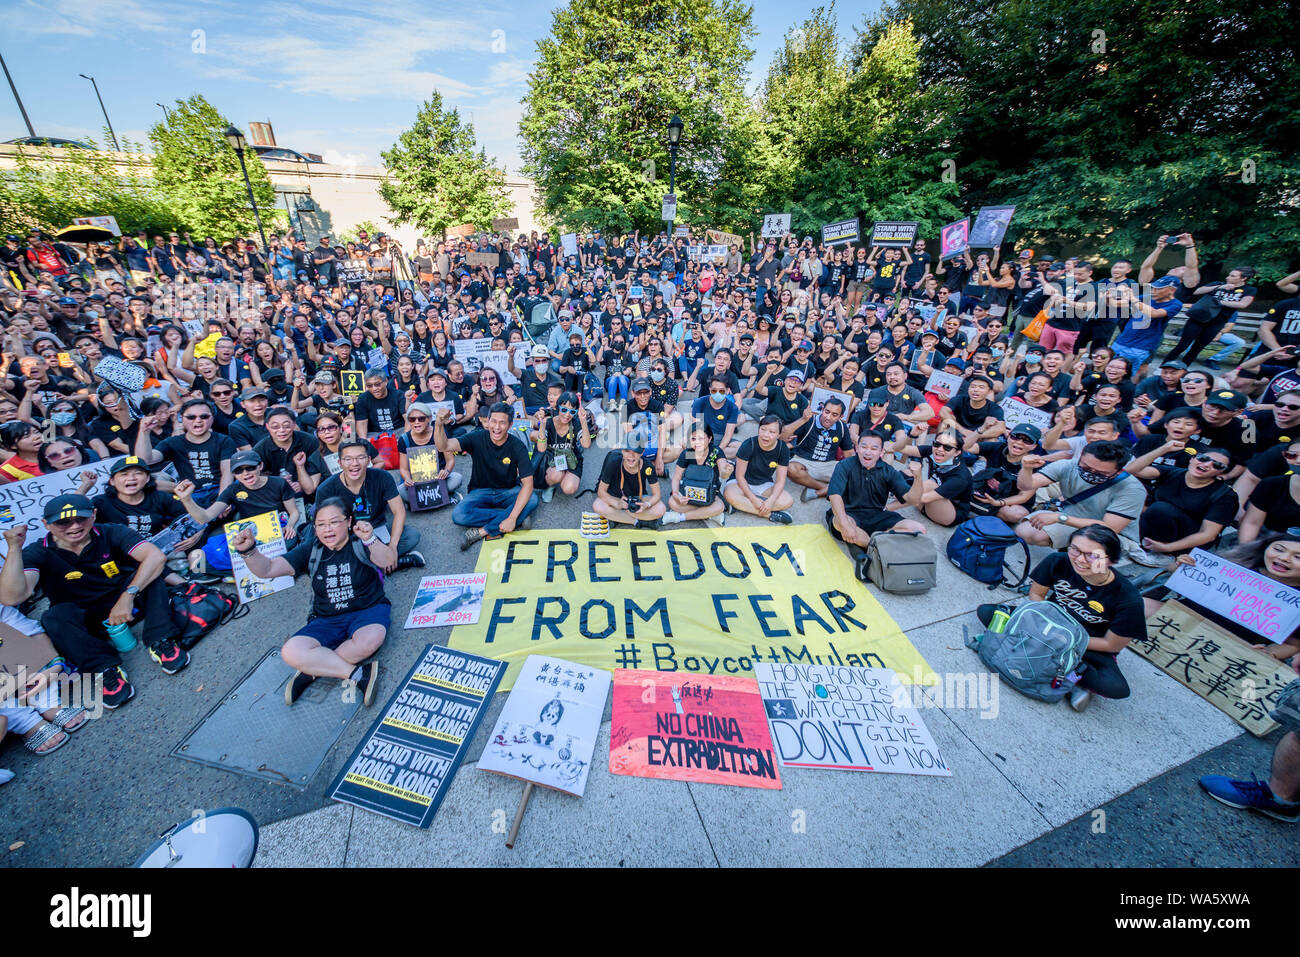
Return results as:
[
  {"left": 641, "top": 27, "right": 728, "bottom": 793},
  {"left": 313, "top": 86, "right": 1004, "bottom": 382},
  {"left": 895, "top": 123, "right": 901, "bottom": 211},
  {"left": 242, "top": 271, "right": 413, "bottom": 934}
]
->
[{"left": 1, "top": 221, "right": 1299, "bottom": 825}]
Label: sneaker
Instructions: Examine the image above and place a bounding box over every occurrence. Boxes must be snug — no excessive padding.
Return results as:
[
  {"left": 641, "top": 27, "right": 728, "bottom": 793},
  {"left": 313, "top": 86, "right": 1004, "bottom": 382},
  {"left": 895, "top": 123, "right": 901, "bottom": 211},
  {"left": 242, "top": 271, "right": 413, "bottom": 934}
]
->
[
  {"left": 541, "top": 487, "right": 554, "bottom": 503},
  {"left": 1202, "top": 359, "right": 1222, "bottom": 371},
  {"left": 101, "top": 667, "right": 135, "bottom": 710},
  {"left": 634, "top": 517, "right": 662, "bottom": 530},
  {"left": 1068, "top": 687, "right": 1093, "bottom": 712},
  {"left": 707, "top": 511, "right": 726, "bottom": 528},
  {"left": 854, "top": 553, "right": 871, "bottom": 582},
  {"left": 460, "top": 527, "right": 489, "bottom": 551},
  {"left": 285, "top": 670, "right": 317, "bottom": 705},
  {"left": 351, "top": 661, "right": 380, "bottom": 708},
  {"left": 395, "top": 550, "right": 426, "bottom": 570},
  {"left": 1199, "top": 775, "right": 1300, "bottom": 823},
  {"left": 662, "top": 510, "right": 686, "bottom": 525},
  {"left": 149, "top": 638, "right": 190, "bottom": 675},
  {"left": 769, "top": 510, "right": 793, "bottom": 525},
  {"left": 450, "top": 491, "right": 464, "bottom": 506}
]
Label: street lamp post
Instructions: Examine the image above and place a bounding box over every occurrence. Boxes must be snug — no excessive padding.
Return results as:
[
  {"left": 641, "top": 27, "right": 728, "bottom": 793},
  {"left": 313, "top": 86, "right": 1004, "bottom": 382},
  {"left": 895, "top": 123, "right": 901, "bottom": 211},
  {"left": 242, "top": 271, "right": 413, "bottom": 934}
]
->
[
  {"left": 0, "top": 49, "right": 35, "bottom": 138},
  {"left": 78, "top": 74, "right": 120, "bottom": 151},
  {"left": 224, "top": 124, "right": 269, "bottom": 253},
  {"left": 156, "top": 102, "right": 171, "bottom": 122},
  {"left": 667, "top": 114, "right": 683, "bottom": 238}
]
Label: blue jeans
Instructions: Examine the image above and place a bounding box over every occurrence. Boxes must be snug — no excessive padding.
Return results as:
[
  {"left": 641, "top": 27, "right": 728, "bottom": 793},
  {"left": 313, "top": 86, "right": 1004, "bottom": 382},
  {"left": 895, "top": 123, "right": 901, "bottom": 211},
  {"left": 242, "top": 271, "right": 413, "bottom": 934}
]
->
[
  {"left": 452, "top": 487, "right": 539, "bottom": 535},
  {"left": 606, "top": 375, "right": 629, "bottom": 401},
  {"left": 1207, "top": 333, "right": 1246, "bottom": 363}
]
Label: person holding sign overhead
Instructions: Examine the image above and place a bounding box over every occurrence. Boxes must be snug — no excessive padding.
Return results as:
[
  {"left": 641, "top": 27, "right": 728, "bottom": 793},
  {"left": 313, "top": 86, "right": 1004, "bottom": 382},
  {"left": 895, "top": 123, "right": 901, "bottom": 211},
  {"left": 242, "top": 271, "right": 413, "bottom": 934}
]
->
[{"left": 229, "top": 498, "right": 388, "bottom": 707}]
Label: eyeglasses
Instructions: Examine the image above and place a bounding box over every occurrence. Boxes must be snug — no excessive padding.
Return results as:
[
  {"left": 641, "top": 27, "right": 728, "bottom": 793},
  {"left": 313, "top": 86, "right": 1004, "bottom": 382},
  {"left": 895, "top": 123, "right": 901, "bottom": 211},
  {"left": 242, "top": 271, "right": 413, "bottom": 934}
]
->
[
  {"left": 315, "top": 518, "right": 348, "bottom": 531},
  {"left": 1067, "top": 545, "right": 1107, "bottom": 563},
  {"left": 406, "top": 415, "right": 428, "bottom": 423},
  {"left": 339, "top": 456, "right": 369, "bottom": 466}
]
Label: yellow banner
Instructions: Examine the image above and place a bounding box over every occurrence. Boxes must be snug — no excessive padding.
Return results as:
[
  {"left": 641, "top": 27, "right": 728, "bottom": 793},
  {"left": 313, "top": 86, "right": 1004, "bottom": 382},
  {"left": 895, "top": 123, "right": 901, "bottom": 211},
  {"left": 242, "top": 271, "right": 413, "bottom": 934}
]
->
[{"left": 449, "top": 526, "right": 930, "bottom": 691}]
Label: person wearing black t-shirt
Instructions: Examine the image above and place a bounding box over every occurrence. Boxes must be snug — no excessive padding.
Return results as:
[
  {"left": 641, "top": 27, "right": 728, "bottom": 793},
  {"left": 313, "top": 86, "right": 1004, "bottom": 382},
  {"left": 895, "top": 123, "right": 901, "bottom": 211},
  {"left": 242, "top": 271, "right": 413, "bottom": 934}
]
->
[
  {"left": 593, "top": 442, "right": 666, "bottom": 528},
  {"left": 530, "top": 392, "right": 591, "bottom": 502},
  {"left": 723, "top": 416, "right": 795, "bottom": 523},
  {"left": 1242, "top": 470, "right": 1300, "bottom": 544},
  {"left": 968, "top": 425, "right": 1041, "bottom": 523},
  {"left": 826, "top": 432, "right": 926, "bottom": 560},
  {"left": 980, "top": 525, "right": 1145, "bottom": 709},
  {"left": 136, "top": 398, "right": 235, "bottom": 491},
  {"left": 84, "top": 455, "right": 193, "bottom": 544},
  {"left": 848, "top": 394, "right": 909, "bottom": 451},
  {"left": 896, "top": 430, "right": 973, "bottom": 527},
  {"left": 253, "top": 408, "right": 320, "bottom": 494},
  {"left": 228, "top": 387, "right": 273, "bottom": 450},
  {"left": 230, "top": 499, "right": 389, "bottom": 707},
  {"left": 1124, "top": 442, "right": 1236, "bottom": 555},
  {"left": 352, "top": 371, "right": 408, "bottom": 439},
  {"left": 314, "top": 442, "right": 422, "bottom": 567},
  {"left": 940, "top": 375, "right": 1004, "bottom": 446},
  {"left": 438, "top": 403, "right": 539, "bottom": 549}
]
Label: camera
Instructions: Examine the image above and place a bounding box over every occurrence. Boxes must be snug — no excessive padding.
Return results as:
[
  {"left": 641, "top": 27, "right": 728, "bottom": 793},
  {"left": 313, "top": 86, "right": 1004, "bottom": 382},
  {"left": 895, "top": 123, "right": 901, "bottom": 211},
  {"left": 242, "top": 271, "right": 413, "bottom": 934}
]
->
[{"left": 624, "top": 496, "right": 641, "bottom": 512}]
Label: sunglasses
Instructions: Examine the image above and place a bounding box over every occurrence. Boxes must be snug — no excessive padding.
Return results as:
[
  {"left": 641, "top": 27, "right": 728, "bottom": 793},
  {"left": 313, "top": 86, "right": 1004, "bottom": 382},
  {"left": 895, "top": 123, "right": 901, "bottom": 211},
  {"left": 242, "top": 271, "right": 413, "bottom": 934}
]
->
[
  {"left": 406, "top": 415, "right": 428, "bottom": 423},
  {"left": 183, "top": 414, "right": 212, "bottom": 421},
  {"left": 1193, "top": 453, "right": 1228, "bottom": 469},
  {"left": 558, "top": 406, "right": 577, "bottom": 414},
  {"left": 234, "top": 465, "right": 258, "bottom": 475},
  {"left": 1278, "top": 403, "right": 1300, "bottom": 412},
  {"left": 1285, "top": 451, "right": 1300, "bottom": 462},
  {"left": 934, "top": 442, "right": 958, "bottom": 451}
]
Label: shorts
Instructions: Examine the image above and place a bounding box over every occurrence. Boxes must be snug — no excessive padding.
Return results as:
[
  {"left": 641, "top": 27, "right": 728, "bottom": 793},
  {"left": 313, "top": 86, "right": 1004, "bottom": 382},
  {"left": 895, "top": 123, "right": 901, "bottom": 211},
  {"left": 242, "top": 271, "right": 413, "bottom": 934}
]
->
[
  {"left": 1033, "top": 515, "right": 1075, "bottom": 549},
  {"left": 1271, "top": 678, "right": 1300, "bottom": 733},
  {"left": 825, "top": 506, "right": 904, "bottom": 537},
  {"left": 295, "top": 602, "right": 392, "bottom": 650},
  {"left": 1037, "top": 324, "right": 1080, "bottom": 354},
  {"left": 792, "top": 456, "right": 837, "bottom": 483},
  {"left": 1110, "top": 343, "right": 1152, "bottom": 368},
  {"left": 846, "top": 280, "right": 870, "bottom": 296},
  {"left": 724, "top": 478, "right": 773, "bottom": 496}
]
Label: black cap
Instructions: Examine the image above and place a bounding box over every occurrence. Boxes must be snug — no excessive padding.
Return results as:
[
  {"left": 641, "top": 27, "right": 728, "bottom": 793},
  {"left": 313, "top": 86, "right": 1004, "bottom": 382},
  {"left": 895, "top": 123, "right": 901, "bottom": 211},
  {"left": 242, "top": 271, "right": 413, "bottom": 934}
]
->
[
  {"left": 1205, "top": 390, "right": 1247, "bottom": 411},
  {"left": 1008, "top": 423, "right": 1042, "bottom": 442},
  {"left": 109, "top": 455, "right": 151, "bottom": 477},
  {"left": 43, "top": 494, "right": 94, "bottom": 522}
]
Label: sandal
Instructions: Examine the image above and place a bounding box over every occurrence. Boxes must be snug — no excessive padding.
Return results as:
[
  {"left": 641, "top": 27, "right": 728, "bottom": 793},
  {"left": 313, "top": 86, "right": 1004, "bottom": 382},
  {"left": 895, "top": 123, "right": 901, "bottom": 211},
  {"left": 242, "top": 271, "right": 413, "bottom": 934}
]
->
[
  {"left": 49, "top": 707, "right": 88, "bottom": 733},
  {"left": 23, "top": 721, "right": 69, "bottom": 756}
]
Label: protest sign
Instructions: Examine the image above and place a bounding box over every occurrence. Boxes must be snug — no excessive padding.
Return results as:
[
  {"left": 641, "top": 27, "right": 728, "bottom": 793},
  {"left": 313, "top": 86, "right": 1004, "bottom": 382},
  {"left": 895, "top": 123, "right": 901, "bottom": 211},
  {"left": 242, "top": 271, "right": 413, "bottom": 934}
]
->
[
  {"left": 809, "top": 386, "right": 854, "bottom": 417},
  {"left": 674, "top": 225, "right": 690, "bottom": 237},
  {"left": 337, "top": 260, "right": 368, "bottom": 284},
  {"left": 1000, "top": 400, "right": 1054, "bottom": 434},
  {"left": 1133, "top": 600, "right": 1297, "bottom": 736},
  {"left": 147, "top": 514, "right": 205, "bottom": 555},
  {"left": 448, "top": 526, "right": 931, "bottom": 690},
  {"left": 754, "top": 664, "right": 950, "bottom": 775},
  {"left": 492, "top": 217, "right": 519, "bottom": 232},
  {"left": 560, "top": 233, "right": 579, "bottom": 258},
  {"left": 609, "top": 669, "right": 781, "bottom": 789},
  {"left": 403, "top": 444, "right": 449, "bottom": 512},
  {"left": 969, "top": 205, "right": 1016, "bottom": 249},
  {"left": 329, "top": 644, "right": 504, "bottom": 827},
  {"left": 73, "top": 215, "right": 121, "bottom": 236},
  {"left": 0, "top": 454, "right": 124, "bottom": 554},
  {"left": 925, "top": 370, "right": 963, "bottom": 396},
  {"left": 406, "top": 445, "right": 442, "bottom": 483},
  {"left": 821, "top": 218, "right": 860, "bottom": 246},
  {"left": 465, "top": 251, "right": 498, "bottom": 269},
  {"left": 409, "top": 479, "right": 450, "bottom": 512},
  {"left": 761, "top": 213, "right": 792, "bottom": 238},
  {"left": 627, "top": 285, "right": 644, "bottom": 300},
  {"left": 479, "top": 655, "right": 611, "bottom": 797},
  {"left": 340, "top": 369, "right": 365, "bottom": 397},
  {"left": 661, "top": 194, "right": 676, "bottom": 221},
  {"left": 1167, "top": 549, "right": 1300, "bottom": 643},
  {"left": 940, "top": 219, "right": 970, "bottom": 259},
  {"left": 452, "top": 338, "right": 515, "bottom": 383},
  {"left": 447, "top": 223, "right": 477, "bottom": 239},
  {"left": 871, "top": 221, "right": 919, "bottom": 247},
  {"left": 707, "top": 228, "right": 743, "bottom": 248},
  {"left": 0, "top": 625, "right": 58, "bottom": 705},
  {"left": 366, "top": 348, "right": 388, "bottom": 371},
  {"left": 405, "top": 573, "right": 487, "bottom": 629},
  {"left": 225, "top": 511, "right": 293, "bottom": 604}
]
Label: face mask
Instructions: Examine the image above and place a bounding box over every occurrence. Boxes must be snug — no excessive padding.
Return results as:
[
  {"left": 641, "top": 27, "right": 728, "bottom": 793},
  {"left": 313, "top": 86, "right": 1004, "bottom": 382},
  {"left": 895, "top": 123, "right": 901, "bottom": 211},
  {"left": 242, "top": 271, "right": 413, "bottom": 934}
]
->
[
  {"left": 650, "top": 370, "right": 666, "bottom": 383},
  {"left": 533, "top": 362, "right": 550, "bottom": 375},
  {"left": 709, "top": 391, "right": 726, "bottom": 404},
  {"left": 52, "top": 412, "right": 77, "bottom": 426},
  {"left": 1078, "top": 466, "right": 1114, "bottom": 486},
  {"left": 991, "top": 348, "right": 1005, "bottom": 358}
]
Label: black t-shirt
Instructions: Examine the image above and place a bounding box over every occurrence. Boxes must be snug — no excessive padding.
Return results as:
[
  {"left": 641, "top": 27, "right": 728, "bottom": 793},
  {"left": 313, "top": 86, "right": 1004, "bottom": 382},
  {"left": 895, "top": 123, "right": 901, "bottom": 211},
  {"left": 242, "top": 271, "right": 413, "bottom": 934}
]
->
[
  {"left": 517, "top": 369, "right": 564, "bottom": 411},
  {"left": 1262, "top": 297, "right": 1300, "bottom": 348},
  {"left": 699, "top": 368, "right": 742, "bottom": 396},
  {"left": 458, "top": 428, "right": 532, "bottom": 491},
  {"left": 353, "top": 389, "right": 407, "bottom": 434},
  {"left": 1248, "top": 475, "right": 1300, "bottom": 535},
  {"left": 91, "top": 489, "right": 185, "bottom": 538},
  {"left": 1132, "top": 432, "right": 1209, "bottom": 475},
  {"left": 767, "top": 390, "right": 809, "bottom": 425},
  {"left": 1029, "top": 552, "right": 1147, "bottom": 641},
  {"left": 945, "top": 394, "right": 1003, "bottom": 430},
  {"left": 316, "top": 468, "right": 400, "bottom": 525},
  {"left": 790, "top": 416, "right": 848, "bottom": 462},
  {"left": 599, "top": 451, "right": 658, "bottom": 499},
  {"left": 827, "top": 457, "right": 910, "bottom": 513},
  {"left": 1144, "top": 467, "right": 1237, "bottom": 537},
  {"left": 155, "top": 433, "right": 236, "bottom": 485},
  {"left": 735, "top": 436, "right": 790, "bottom": 486},
  {"left": 91, "top": 415, "right": 138, "bottom": 453},
  {"left": 972, "top": 440, "right": 1030, "bottom": 501},
  {"left": 253, "top": 431, "right": 319, "bottom": 478},
  {"left": 217, "top": 475, "right": 293, "bottom": 520},
  {"left": 285, "top": 537, "right": 387, "bottom": 619},
  {"left": 921, "top": 452, "right": 973, "bottom": 515},
  {"left": 22, "top": 523, "right": 146, "bottom": 606},
  {"left": 850, "top": 406, "right": 906, "bottom": 444},
  {"left": 227, "top": 414, "right": 270, "bottom": 450}
]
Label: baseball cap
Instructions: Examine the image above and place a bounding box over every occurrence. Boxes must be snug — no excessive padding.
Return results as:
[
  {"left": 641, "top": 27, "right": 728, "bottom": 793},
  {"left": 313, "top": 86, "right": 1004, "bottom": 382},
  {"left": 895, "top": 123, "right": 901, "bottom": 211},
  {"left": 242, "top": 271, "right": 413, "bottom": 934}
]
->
[
  {"left": 312, "top": 370, "right": 335, "bottom": 384},
  {"left": 631, "top": 377, "right": 652, "bottom": 392},
  {"left": 231, "top": 450, "right": 262, "bottom": 470},
  {"left": 944, "top": 356, "right": 966, "bottom": 371},
  {"left": 783, "top": 368, "right": 806, "bottom": 382},
  {"left": 241, "top": 386, "right": 269, "bottom": 402},
  {"left": 1205, "top": 390, "right": 1247, "bottom": 411},
  {"left": 1152, "top": 275, "right": 1180, "bottom": 289},
  {"left": 1008, "top": 423, "right": 1042, "bottom": 442},
  {"left": 56, "top": 296, "right": 77, "bottom": 306},
  {"left": 1158, "top": 359, "right": 1188, "bottom": 370},
  {"left": 109, "top": 456, "right": 150, "bottom": 477},
  {"left": 921, "top": 329, "right": 940, "bottom": 340},
  {"left": 43, "top": 494, "right": 94, "bottom": 522},
  {"left": 796, "top": 340, "right": 812, "bottom": 352},
  {"left": 530, "top": 344, "right": 550, "bottom": 359}
]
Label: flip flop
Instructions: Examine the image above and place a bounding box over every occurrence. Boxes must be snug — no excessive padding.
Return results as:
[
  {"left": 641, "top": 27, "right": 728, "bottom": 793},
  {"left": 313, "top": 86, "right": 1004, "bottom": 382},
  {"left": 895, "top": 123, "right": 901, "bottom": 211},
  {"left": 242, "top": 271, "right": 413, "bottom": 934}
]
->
[
  {"left": 23, "top": 721, "right": 69, "bottom": 755},
  {"left": 49, "top": 707, "right": 88, "bottom": 733}
]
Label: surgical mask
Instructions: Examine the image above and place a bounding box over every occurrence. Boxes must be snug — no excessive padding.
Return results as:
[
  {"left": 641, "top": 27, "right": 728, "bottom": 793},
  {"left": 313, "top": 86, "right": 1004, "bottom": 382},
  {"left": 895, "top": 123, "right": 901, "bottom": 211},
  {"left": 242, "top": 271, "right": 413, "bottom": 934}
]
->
[
  {"left": 709, "top": 391, "right": 726, "bottom": 403},
  {"left": 650, "top": 370, "right": 666, "bottom": 383},
  {"left": 533, "top": 362, "right": 550, "bottom": 375},
  {"left": 52, "top": 412, "right": 77, "bottom": 426},
  {"left": 991, "top": 347, "right": 1005, "bottom": 358}
]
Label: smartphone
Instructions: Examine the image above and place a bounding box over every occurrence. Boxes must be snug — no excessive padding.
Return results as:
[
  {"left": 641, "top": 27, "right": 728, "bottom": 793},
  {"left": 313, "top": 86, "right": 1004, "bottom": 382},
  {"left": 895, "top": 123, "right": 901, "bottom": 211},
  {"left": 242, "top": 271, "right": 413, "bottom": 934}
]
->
[{"left": 57, "top": 352, "right": 74, "bottom": 368}]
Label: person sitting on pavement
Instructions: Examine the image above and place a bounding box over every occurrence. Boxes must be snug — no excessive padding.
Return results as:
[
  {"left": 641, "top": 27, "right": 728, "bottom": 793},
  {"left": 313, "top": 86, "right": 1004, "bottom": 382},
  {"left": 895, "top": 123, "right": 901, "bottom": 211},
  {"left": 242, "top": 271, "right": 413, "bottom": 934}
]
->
[
  {"left": 723, "top": 414, "right": 796, "bottom": 525},
  {"left": 592, "top": 435, "right": 667, "bottom": 529},
  {"left": 314, "top": 441, "right": 424, "bottom": 569},
  {"left": 1014, "top": 439, "right": 1145, "bottom": 557},
  {"left": 0, "top": 605, "right": 88, "bottom": 768},
  {"left": 531, "top": 392, "right": 590, "bottom": 503},
  {"left": 229, "top": 498, "right": 388, "bottom": 707},
  {"left": 965, "top": 423, "right": 1042, "bottom": 525},
  {"left": 787, "top": 394, "right": 850, "bottom": 503},
  {"left": 0, "top": 495, "right": 188, "bottom": 711},
  {"left": 689, "top": 379, "right": 742, "bottom": 458},
  {"left": 825, "top": 431, "right": 926, "bottom": 565},
  {"left": 397, "top": 402, "right": 464, "bottom": 503},
  {"left": 439, "top": 402, "right": 539, "bottom": 551},
  {"left": 663, "top": 422, "right": 733, "bottom": 527},
  {"left": 1123, "top": 441, "right": 1237, "bottom": 558},
  {"left": 894, "top": 428, "right": 973, "bottom": 527}
]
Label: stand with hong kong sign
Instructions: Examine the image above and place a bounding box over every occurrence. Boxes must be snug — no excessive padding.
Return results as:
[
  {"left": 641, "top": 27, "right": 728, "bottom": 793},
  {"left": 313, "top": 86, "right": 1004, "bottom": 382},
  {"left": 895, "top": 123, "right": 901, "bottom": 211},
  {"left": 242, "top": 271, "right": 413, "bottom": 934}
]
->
[
  {"left": 870, "top": 221, "right": 919, "bottom": 247},
  {"left": 1167, "top": 549, "right": 1300, "bottom": 643},
  {"left": 821, "top": 218, "right": 860, "bottom": 246}
]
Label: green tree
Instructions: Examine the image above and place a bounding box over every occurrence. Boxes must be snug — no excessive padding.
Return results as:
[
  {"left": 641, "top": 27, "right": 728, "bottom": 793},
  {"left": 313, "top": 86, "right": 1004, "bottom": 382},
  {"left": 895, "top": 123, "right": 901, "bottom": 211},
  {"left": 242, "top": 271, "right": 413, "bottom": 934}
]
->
[
  {"left": 337, "top": 219, "right": 383, "bottom": 244},
  {"left": 520, "top": 0, "right": 764, "bottom": 235},
  {"left": 149, "top": 94, "right": 280, "bottom": 239},
  {"left": 379, "top": 92, "right": 511, "bottom": 238}
]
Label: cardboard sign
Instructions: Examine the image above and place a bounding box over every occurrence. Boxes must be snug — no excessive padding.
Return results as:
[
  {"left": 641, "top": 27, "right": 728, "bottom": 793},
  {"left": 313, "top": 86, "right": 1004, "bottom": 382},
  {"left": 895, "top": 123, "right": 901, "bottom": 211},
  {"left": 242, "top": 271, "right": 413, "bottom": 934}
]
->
[
  {"left": 609, "top": 668, "right": 781, "bottom": 789},
  {"left": 940, "top": 218, "right": 970, "bottom": 259},
  {"left": 809, "top": 386, "right": 854, "bottom": 417},
  {"left": 0, "top": 624, "right": 59, "bottom": 704},
  {"left": 365, "top": 348, "right": 388, "bottom": 371},
  {"left": 329, "top": 644, "right": 504, "bottom": 827},
  {"left": 821, "top": 218, "right": 860, "bottom": 246},
  {"left": 73, "top": 215, "right": 121, "bottom": 236},
  {"left": 340, "top": 369, "right": 365, "bottom": 396},
  {"left": 225, "top": 511, "right": 293, "bottom": 604},
  {"left": 465, "top": 251, "right": 498, "bottom": 269},
  {"left": 1000, "top": 400, "right": 1054, "bottom": 434},
  {"left": 754, "top": 663, "right": 951, "bottom": 775},
  {"left": 447, "top": 527, "right": 932, "bottom": 691},
  {"left": 560, "top": 233, "right": 579, "bottom": 258},
  {"left": 1132, "top": 600, "right": 1298, "bottom": 736},
  {"left": 405, "top": 573, "right": 487, "bottom": 629},
  {"left": 479, "top": 654, "right": 612, "bottom": 797},
  {"left": 0, "top": 454, "right": 125, "bottom": 554},
  {"left": 447, "top": 223, "right": 477, "bottom": 239},
  {"left": 969, "top": 205, "right": 1016, "bottom": 249},
  {"left": 1167, "top": 549, "right": 1300, "bottom": 643},
  {"left": 707, "top": 229, "right": 743, "bottom": 248},
  {"left": 925, "top": 370, "right": 963, "bottom": 397},
  {"left": 761, "top": 213, "right": 792, "bottom": 239},
  {"left": 871, "top": 221, "right": 919, "bottom": 247},
  {"left": 491, "top": 217, "right": 519, "bottom": 232}
]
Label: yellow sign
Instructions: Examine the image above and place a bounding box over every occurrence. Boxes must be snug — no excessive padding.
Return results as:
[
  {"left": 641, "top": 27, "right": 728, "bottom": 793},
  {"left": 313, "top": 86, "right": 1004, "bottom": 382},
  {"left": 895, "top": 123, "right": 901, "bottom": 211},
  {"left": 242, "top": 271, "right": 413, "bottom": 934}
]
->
[
  {"left": 449, "top": 526, "right": 931, "bottom": 691},
  {"left": 341, "top": 369, "right": 365, "bottom": 396}
]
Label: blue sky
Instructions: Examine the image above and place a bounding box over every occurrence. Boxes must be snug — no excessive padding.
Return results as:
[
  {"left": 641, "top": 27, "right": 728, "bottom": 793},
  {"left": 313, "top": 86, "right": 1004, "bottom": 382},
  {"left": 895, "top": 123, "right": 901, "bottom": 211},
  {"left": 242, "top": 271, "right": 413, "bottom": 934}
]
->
[{"left": 0, "top": 0, "right": 882, "bottom": 176}]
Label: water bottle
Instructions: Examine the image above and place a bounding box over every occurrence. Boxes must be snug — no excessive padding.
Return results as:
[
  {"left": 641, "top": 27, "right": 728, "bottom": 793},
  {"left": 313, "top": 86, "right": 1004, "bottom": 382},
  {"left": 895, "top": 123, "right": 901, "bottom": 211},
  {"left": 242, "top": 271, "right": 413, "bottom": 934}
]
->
[
  {"left": 989, "top": 608, "right": 1011, "bottom": 634},
  {"left": 104, "top": 620, "right": 137, "bottom": 653}
]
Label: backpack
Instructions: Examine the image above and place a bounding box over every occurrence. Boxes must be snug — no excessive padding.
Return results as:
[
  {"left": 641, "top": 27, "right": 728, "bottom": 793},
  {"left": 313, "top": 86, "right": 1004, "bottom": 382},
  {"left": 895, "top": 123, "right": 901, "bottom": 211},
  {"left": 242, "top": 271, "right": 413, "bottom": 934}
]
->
[
  {"left": 946, "top": 516, "right": 1030, "bottom": 589},
  {"left": 681, "top": 447, "right": 720, "bottom": 506},
  {"left": 862, "top": 530, "right": 937, "bottom": 594},
  {"left": 170, "top": 583, "right": 245, "bottom": 649},
  {"left": 308, "top": 538, "right": 378, "bottom": 581},
  {"left": 965, "top": 601, "right": 1090, "bottom": 702}
]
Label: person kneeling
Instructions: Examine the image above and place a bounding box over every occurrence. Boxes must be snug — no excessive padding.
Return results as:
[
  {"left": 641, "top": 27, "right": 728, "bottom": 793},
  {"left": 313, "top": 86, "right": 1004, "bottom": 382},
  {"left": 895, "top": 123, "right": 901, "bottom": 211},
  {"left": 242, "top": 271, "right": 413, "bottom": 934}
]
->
[
  {"left": 592, "top": 440, "right": 667, "bottom": 529},
  {"left": 229, "top": 499, "right": 390, "bottom": 707}
]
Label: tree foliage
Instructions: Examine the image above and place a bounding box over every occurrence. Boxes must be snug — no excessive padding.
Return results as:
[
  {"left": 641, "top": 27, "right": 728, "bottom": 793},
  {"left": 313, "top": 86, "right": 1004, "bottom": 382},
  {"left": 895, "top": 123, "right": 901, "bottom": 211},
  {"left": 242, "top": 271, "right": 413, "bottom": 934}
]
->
[
  {"left": 149, "top": 94, "right": 281, "bottom": 238},
  {"left": 379, "top": 92, "right": 511, "bottom": 238}
]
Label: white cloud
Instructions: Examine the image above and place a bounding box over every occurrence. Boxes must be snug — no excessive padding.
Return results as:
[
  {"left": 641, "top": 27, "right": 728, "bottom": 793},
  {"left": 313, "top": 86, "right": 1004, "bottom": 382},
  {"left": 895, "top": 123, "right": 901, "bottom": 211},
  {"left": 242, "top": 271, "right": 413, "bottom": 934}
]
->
[
  {"left": 323, "top": 148, "right": 369, "bottom": 167},
  {"left": 5, "top": 0, "right": 169, "bottom": 36},
  {"left": 487, "top": 59, "right": 533, "bottom": 87}
]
